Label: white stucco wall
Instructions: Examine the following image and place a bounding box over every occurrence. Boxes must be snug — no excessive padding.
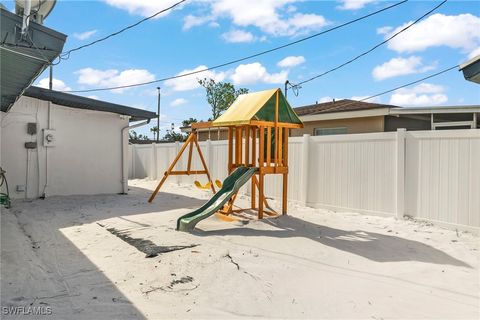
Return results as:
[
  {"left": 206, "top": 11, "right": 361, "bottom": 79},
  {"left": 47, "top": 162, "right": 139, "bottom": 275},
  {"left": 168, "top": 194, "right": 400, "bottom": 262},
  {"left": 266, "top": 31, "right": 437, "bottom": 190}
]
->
[{"left": 0, "top": 96, "right": 128, "bottom": 199}]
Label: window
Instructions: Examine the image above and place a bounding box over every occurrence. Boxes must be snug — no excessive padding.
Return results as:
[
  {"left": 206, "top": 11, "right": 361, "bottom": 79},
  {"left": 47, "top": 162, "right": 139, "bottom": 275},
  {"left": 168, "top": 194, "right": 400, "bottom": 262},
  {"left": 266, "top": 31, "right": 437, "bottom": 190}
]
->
[{"left": 314, "top": 127, "right": 347, "bottom": 136}]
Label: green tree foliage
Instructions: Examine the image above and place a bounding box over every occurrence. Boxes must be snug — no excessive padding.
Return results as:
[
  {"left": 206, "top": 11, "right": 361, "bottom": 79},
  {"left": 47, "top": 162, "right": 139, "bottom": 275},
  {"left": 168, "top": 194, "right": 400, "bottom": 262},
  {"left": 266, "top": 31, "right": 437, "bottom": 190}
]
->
[
  {"left": 162, "top": 130, "right": 186, "bottom": 142},
  {"left": 150, "top": 125, "right": 159, "bottom": 140},
  {"left": 182, "top": 117, "right": 198, "bottom": 127},
  {"left": 129, "top": 130, "right": 150, "bottom": 142},
  {"left": 198, "top": 78, "right": 249, "bottom": 120}
]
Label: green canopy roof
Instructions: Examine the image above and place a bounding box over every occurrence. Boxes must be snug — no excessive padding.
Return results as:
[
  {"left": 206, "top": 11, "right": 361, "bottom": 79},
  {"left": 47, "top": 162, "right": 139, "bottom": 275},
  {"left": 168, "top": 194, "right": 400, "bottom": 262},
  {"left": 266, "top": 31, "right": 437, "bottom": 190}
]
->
[{"left": 213, "top": 88, "right": 303, "bottom": 126}]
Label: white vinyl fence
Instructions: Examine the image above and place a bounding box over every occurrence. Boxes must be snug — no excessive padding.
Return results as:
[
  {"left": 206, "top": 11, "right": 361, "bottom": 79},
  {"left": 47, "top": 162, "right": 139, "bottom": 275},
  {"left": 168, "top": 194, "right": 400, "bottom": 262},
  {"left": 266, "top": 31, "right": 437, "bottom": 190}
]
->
[{"left": 129, "top": 129, "right": 480, "bottom": 233}]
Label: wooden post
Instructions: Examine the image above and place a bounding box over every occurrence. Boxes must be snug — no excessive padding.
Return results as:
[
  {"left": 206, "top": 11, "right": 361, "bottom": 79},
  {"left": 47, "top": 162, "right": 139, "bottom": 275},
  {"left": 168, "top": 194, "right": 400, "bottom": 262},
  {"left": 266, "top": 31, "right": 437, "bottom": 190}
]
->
[
  {"left": 274, "top": 90, "right": 279, "bottom": 168},
  {"left": 228, "top": 127, "right": 233, "bottom": 173},
  {"left": 282, "top": 128, "right": 289, "bottom": 214},
  {"left": 235, "top": 127, "right": 241, "bottom": 166},
  {"left": 277, "top": 127, "right": 283, "bottom": 167},
  {"left": 252, "top": 127, "right": 257, "bottom": 167},
  {"left": 259, "top": 127, "right": 265, "bottom": 166},
  {"left": 245, "top": 125, "right": 250, "bottom": 165},
  {"left": 187, "top": 138, "right": 193, "bottom": 173},
  {"left": 259, "top": 173, "right": 264, "bottom": 219},
  {"left": 251, "top": 174, "right": 256, "bottom": 209},
  {"left": 266, "top": 127, "right": 271, "bottom": 166}
]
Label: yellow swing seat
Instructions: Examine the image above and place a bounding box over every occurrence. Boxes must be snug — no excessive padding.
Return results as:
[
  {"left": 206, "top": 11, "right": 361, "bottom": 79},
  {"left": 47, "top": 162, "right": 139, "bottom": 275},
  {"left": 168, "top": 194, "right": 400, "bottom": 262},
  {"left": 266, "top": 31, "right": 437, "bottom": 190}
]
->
[{"left": 194, "top": 180, "right": 212, "bottom": 190}]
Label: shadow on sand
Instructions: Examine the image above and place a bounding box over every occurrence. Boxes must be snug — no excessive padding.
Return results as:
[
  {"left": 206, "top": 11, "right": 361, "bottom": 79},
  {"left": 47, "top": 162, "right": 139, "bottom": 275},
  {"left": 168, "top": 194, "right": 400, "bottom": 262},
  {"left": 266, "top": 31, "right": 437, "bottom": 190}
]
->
[
  {"left": 196, "top": 215, "right": 470, "bottom": 268},
  {"left": 1, "top": 186, "right": 206, "bottom": 319}
]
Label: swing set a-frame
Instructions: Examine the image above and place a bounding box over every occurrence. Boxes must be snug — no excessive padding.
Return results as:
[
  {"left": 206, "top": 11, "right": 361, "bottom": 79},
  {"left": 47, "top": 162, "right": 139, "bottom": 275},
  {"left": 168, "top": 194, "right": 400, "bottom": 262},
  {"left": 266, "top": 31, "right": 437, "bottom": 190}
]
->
[{"left": 148, "top": 88, "right": 303, "bottom": 225}]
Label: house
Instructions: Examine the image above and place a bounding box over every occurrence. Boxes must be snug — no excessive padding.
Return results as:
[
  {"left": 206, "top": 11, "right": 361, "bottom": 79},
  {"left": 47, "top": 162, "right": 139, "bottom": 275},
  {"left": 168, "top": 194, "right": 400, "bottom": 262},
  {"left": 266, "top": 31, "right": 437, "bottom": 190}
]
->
[
  {"left": 181, "top": 99, "right": 479, "bottom": 140},
  {"left": 0, "top": 86, "right": 156, "bottom": 199},
  {"left": 292, "top": 99, "right": 479, "bottom": 136}
]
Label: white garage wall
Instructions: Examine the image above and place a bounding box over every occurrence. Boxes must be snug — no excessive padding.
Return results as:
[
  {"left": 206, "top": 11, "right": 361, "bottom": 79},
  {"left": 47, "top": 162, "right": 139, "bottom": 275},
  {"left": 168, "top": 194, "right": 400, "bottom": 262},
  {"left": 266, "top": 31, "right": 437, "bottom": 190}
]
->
[
  {"left": 130, "top": 129, "right": 480, "bottom": 232},
  {"left": 1, "top": 96, "right": 128, "bottom": 199}
]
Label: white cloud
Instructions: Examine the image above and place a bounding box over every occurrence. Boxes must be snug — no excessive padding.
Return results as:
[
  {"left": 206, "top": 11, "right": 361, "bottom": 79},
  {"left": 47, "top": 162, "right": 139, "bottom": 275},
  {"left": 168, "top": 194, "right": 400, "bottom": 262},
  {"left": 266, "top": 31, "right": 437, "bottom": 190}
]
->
[
  {"left": 337, "top": 0, "right": 376, "bottom": 10},
  {"left": 222, "top": 29, "right": 255, "bottom": 43},
  {"left": 376, "top": 26, "right": 392, "bottom": 35},
  {"left": 170, "top": 98, "right": 188, "bottom": 107},
  {"left": 382, "top": 14, "right": 480, "bottom": 53},
  {"left": 164, "top": 65, "right": 226, "bottom": 91},
  {"left": 183, "top": 15, "right": 215, "bottom": 30},
  {"left": 75, "top": 68, "right": 155, "bottom": 93},
  {"left": 277, "top": 56, "right": 305, "bottom": 68},
  {"left": 103, "top": 0, "right": 184, "bottom": 17},
  {"left": 87, "top": 95, "right": 99, "bottom": 100},
  {"left": 468, "top": 47, "right": 480, "bottom": 59},
  {"left": 210, "top": 0, "right": 328, "bottom": 37},
  {"left": 230, "top": 62, "right": 288, "bottom": 85},
  {"left": 73, "top": 30, "right": 97, "bottom": 41},
  {"left": 372, "top": 56, "right": 436, "bottom": 81},
  {"left": 389, "top": 83, "right": 448, "bottom": 107},
  {"left": 37, "top": 78, "right": 71, "bottom": 91}
]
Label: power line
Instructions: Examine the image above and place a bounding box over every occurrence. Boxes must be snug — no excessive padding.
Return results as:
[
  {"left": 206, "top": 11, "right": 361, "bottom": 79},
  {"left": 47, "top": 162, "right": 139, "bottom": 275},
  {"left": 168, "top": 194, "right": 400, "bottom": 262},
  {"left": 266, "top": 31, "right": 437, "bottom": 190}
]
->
[
  {"left": 64, "top": 0, "right": 408, "bottom": 93},
  {"left": 357, "top": 64, "right": 458, "bottom": 104},
  {"left": 321, "top": 64, "right": 459, "bottom": 113},
  {"left": 59, "top": 0, "right": 187, "bottom": 60},
  {"left": 292, "top": 0, "right": 447, "bottom": 88}
]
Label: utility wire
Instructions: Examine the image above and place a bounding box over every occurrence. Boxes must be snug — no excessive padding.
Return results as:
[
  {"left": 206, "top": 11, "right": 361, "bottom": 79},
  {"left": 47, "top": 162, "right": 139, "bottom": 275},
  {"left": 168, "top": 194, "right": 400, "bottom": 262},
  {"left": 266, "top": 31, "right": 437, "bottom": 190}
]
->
[
  {"left": 292, "top": 0, "right": 447, "bottom": 88},
  {"left": 64, "top": 0, "right": 408, "bottom": 93},
  {"left": 356, "top": 64, "right": 458, "bottom": 104},
  {"left": 60, "top": 0, "right": 187, "bottom": 60},
  {"left": 319, "top": 64, "right": 459, "bottom": 114}
]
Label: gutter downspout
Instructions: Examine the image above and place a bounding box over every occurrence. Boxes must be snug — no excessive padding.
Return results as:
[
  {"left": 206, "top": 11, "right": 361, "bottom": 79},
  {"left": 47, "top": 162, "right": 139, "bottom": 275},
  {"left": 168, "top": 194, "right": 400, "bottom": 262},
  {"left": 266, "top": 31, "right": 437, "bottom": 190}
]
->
[{"left": 121, "top": 119, "right": 150, "bottom": 194}]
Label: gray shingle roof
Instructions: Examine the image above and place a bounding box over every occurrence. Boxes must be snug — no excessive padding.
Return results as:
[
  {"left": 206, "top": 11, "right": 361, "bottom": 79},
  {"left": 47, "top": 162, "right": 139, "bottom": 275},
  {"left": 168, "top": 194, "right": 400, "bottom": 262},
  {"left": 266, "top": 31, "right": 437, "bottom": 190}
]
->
[
  {"left": 294, "top": 99, "right": 398, "bottom": 116},
  {"left": 24, "top": 86, "right": 156, "bottom": 121}
]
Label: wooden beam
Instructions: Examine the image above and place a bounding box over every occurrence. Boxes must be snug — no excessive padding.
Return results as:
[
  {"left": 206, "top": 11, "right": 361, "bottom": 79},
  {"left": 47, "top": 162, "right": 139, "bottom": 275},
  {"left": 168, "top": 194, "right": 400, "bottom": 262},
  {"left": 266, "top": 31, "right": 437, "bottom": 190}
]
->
[
  {"left": 266, "top": 126, "right": 271, "bottom": 166},
  {"left": 187, "top": 138, "right": 193, "bottom": 172},
  {"left": 252, "top": 126, "right": 257, "bottom": 167},
  {"left": 250, "top": 120, "right": 303, "bottom": 129},
  {"left": 259, "top": 126, "right": 264, "bottom": 167},
  {"left": 251, "top": 174, "right": 256, "bottom": 209},
  {"left": 168, "top": 170, "right": 208, "bottom": 175},
  {"left": 235, "top": 127, "right": 241, "bottom": 166},
  {"left": 192, "top": 121, "right": 214, "bottom": 129},
  {"left": 259, "top": 173, "right": 264, "bottom": 219},
  {"left": 228, "top": 127, "right": 233, "bottom": 173},
  {"left": 245, "top": 125, "right": 250, "bottom": 165},
  {"left": 277, "top": 127, "right": 283, "bottom": 166}
]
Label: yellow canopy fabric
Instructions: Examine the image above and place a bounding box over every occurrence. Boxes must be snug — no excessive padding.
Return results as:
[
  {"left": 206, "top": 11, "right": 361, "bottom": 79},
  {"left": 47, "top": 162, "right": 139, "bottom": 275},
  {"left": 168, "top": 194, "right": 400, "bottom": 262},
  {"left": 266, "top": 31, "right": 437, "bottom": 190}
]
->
[{"left": 212, "top": 88, "right": 278, "bottom": 127}]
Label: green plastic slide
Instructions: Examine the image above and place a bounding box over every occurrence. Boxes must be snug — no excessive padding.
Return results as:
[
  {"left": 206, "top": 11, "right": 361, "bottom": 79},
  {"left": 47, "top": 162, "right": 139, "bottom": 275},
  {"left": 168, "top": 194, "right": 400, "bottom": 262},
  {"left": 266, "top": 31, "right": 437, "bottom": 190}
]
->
[{"left": 176, "top": 166, "right": 257, "bottom": 232}]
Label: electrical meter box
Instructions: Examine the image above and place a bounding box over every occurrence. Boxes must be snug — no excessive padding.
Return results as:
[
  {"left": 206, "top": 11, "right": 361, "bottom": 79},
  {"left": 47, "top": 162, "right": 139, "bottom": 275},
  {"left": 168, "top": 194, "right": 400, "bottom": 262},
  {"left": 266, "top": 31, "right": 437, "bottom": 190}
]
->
[{"left": 43, "top": 129, "right": 56, "bottom": 147}]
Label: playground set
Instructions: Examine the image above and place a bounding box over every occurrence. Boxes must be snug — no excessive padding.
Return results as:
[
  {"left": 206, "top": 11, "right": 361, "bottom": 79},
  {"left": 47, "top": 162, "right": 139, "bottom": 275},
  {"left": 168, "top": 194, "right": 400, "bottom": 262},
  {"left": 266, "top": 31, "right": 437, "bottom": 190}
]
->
[{"left": 148, "top": 88, "right": 303, "bottom": 232}]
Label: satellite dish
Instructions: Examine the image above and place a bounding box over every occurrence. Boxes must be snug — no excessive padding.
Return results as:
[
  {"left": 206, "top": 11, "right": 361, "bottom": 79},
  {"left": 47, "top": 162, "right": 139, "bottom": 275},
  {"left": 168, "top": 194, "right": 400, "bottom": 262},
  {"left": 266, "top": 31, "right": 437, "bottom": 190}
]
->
[{"left": 15, "top": 0, "right": 57, "bottom": 24}]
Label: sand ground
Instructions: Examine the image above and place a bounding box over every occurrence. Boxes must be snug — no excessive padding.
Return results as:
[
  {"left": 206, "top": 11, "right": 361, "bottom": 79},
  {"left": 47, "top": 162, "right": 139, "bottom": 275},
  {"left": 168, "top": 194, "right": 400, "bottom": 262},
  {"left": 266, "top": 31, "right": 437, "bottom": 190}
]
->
[{"left": 1, "top": 179, "right": 478, "bottom": 319}]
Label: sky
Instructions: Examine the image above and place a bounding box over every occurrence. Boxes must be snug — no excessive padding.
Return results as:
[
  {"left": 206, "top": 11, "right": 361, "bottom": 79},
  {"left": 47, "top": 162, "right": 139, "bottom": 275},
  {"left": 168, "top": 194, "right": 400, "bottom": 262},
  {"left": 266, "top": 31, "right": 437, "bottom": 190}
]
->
[{"left": 4, "top": 0, "right": 480, "bottom": 137}]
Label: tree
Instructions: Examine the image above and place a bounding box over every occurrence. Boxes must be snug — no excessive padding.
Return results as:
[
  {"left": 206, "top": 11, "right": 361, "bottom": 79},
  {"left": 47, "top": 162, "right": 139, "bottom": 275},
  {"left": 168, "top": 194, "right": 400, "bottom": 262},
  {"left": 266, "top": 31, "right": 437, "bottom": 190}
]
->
[
  {"left": 129, "top": 130, "right": 150, "bottom": 143},
  {"left": 182, "top": 117, "right": 198, "bottom": 127},
  {"left": 150, "top": 126, "right": 159, "bottom": 140},
  {"left": 162, "top": 130, "right": 186, "bottom": 142},
  {"left": 198, "top": 78, "right": 248, "bottom": 120}
]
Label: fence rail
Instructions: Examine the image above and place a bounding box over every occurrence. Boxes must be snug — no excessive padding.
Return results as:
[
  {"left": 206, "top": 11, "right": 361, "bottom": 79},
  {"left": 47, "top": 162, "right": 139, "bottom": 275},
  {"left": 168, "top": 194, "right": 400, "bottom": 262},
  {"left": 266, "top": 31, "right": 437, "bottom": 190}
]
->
[{"left": 129, "top": 129, "right": 480, "bottom": 233}]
